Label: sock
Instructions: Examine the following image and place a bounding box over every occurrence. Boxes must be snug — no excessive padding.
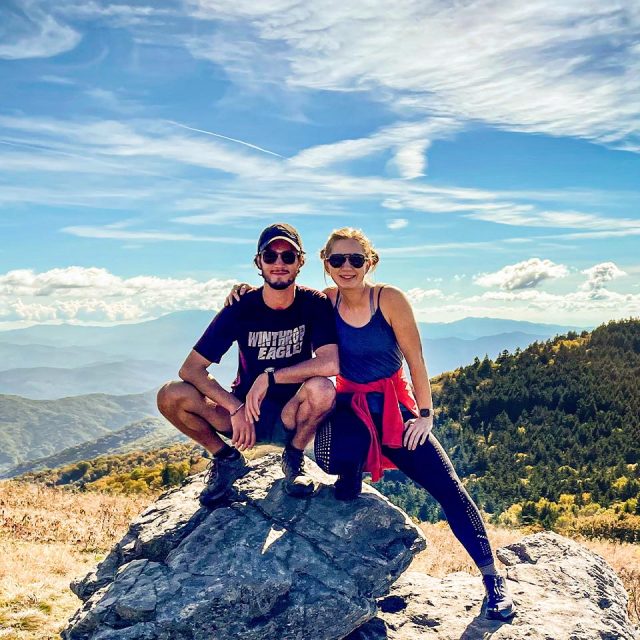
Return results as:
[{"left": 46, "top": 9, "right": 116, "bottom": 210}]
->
[
  {"left": 478, "top": 561, "right": 499, "bottom": 577},
  {"left": 214, "top": 444, "right": 239, "bottom": 460},
  {"left": 286, "top": 441, "right": 304, "bottom": 453}
]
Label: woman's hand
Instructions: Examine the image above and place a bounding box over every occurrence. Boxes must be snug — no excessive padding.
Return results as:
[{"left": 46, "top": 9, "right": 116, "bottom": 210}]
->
[
  {"left": 224, "top": 283, "right": 253, "bottom": 307},
  {"left": 403, "top": 415, "right": 433, "bottom": 450}
]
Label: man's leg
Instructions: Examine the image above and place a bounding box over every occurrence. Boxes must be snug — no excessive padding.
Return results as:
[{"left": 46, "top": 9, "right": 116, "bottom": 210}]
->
[
  {"left": 279, "top": 376, "right": 335, "bottom": 496},
  {"left": 156, "top": 380, "right": 231, "bottom": 454},
  {"left": 157, "top": 381, "right": 248, "bottom": 506}
]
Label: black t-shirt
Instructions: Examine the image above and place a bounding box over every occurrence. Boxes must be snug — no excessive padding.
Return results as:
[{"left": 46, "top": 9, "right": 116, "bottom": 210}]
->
[{"left": 193, "top": 286, "right": 337, "bottom": 401}]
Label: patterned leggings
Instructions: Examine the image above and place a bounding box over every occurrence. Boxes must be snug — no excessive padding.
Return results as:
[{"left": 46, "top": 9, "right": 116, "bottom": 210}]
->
[{"left": 314, "top": 394, "right": 494, "bottom": 569}]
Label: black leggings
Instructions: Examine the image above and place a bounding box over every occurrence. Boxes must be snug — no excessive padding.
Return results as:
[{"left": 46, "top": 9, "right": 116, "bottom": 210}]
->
[{"left": 314, "top": 396, "right": 494, "bottom": 569}]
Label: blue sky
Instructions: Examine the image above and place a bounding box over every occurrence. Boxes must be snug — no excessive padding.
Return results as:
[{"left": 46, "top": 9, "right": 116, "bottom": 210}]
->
[{"left": 0, "top": 0, "right": 639, "bottom": 328}]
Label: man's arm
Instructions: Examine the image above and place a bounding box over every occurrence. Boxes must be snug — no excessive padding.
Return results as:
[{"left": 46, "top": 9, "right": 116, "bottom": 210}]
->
[
  {"left": 179, "top": 350, "right": 242, "bottom": 414},
  {"left": 179, "top": 350, "right": 258, "bottom": 450}
]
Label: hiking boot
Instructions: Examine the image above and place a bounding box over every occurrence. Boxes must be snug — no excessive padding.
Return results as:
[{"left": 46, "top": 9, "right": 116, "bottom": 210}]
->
[
  {"left": 199, "top": 450, "right": 249, "bottom": 508},
  {"left": 483, "top": 573, "right": 516, "bottom": 621},
  {"left": 281, "top": 444, "right": 315, "bottom": 497}
]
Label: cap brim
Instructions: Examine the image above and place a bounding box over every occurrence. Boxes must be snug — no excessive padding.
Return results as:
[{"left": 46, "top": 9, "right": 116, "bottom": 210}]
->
[{"left": 260, "top": 236, "right": 301, "bottom": 252}]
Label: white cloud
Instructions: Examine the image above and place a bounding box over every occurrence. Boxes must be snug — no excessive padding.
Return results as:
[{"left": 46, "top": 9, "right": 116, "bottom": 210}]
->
[
  {"left": 474, "top": 258, "right": 569, "bottom": 290},
  {"left": 190, "top": 0, "right": 640, "bottom": 150},
  {"left": 387, "top": 218, "right": 408, "bottom": 230},
  {"left": 288, "top": 119, "right": 457, "bottom": 175},
  {"left": 0, "top": 1, "right": 81, "bottom": 59},
  {"left": 0, "top": 267, "right": 237, "bottom": 323},
  {"left": 581, "top": 262, "right": 627, "bottom": 291},
  {"left": 406, "top": 288, "right": 445, "bottom": 303}
]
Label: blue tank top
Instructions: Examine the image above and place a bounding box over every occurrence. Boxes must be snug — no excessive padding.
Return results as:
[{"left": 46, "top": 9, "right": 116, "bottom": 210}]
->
[{"left": 335, "top": 287, "right": 403, "bottom": 384}]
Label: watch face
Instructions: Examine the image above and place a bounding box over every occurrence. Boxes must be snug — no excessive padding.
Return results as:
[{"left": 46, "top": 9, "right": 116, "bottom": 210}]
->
[{"left": 419, "top": 408, "right": 431, "bottom": 418}]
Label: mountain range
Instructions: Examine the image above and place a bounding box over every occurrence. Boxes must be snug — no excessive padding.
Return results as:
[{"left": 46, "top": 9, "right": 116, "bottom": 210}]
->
[{"left": 0, "top": 311, "right": 584, "bottom": 399}]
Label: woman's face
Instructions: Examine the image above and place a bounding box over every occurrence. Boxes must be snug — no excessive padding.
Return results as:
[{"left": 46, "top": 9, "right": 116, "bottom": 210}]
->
[{"left": 324, "top": 238, "right": 369, "bottom": 288}]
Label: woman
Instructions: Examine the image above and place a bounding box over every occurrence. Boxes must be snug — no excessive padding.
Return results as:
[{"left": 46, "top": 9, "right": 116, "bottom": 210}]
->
[{"left": 227, "top": 227, "right": 515, "bottom": 621}]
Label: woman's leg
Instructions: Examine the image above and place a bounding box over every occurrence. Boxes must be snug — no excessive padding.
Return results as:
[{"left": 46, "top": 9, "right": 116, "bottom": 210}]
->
[
  {"left": 314, "top": 395, "right": 370, "bottom": 499},
  {"left": 382, "top": 432, "right": 494, "bottom": 569}
]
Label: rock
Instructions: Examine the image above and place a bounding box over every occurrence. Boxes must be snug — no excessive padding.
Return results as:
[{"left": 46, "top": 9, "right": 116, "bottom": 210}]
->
[
  {"left": 347, "top": 531, "right": 638, "bottom": 640},
  {"left": 63, "top": 452, "right": 426, "bottom": 640}
]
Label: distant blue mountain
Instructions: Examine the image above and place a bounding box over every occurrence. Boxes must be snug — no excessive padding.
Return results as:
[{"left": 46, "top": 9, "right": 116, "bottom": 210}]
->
[
  {"left": 419, "top": 317, "right": 586, "bottom": 340},
  {"left": 0, "top": 311, "right": 585, "bottom": 391}
]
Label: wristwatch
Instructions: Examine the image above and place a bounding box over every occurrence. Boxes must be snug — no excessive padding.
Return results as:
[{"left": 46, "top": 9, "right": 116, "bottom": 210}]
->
[
  {"left": 264, "top": 367, "right": 277, "bottom": 387},
  {"left": 419, "top": 407, "right": 431, "bottom": 418}
]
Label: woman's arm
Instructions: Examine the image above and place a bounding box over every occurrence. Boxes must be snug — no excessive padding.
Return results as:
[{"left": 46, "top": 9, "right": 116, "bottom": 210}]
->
[{"left": 382, "top": 286, "right": 434, "bottom": 449}]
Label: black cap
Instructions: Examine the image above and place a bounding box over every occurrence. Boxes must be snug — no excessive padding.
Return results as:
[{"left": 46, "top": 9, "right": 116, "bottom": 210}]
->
[{"left": 257, "top": 223, "right": 303, "bottom": 253}]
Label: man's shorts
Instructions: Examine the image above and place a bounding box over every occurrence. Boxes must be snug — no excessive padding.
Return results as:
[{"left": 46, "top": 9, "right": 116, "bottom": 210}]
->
[
  {"left": 224, "top": 389, "right": 299, "bottom": 446},
  {"left": 253, "top": 396, "right": 294, "bottom": 445}
]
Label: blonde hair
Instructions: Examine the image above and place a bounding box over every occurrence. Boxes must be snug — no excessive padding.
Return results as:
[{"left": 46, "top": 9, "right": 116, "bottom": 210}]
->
[{"left": 319, "top": 227, "right": 380, "bottom": 270}]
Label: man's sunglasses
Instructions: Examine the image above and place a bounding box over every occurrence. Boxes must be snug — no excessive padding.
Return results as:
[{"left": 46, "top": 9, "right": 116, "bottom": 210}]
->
[
  {"left": 260, "top": 249, "right": 299, "bottom": 265},
  {"left": 326, "top": 253, "right": 366, "bottom": 269}
]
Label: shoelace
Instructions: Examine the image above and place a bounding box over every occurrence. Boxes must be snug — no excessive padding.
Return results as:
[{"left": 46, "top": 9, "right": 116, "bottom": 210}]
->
[
  {"left": 284, "top": 448, "right": 304, "bottom": 474},
  {"left": 205, "top": 460, "right": 219, "bottom": 483},
  {"left": 486, "top": 576, "right": 507, "bottom": 601}
]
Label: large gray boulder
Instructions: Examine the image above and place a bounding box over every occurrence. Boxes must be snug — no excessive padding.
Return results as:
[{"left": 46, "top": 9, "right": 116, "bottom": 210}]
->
[
  {"left": 347, "top": 531, "right": 638, "bottom": 640},
  {"left": 63, "top": 452, "right": 426, "bottom": 640}
]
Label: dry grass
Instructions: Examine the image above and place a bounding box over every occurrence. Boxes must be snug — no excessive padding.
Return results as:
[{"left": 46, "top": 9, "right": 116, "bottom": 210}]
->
[
  {"left": 1, "top": 480, "right": 638, "bottom": 639},
  {"left": 411, "top": 521, "right": 640, "bottom": 624},
  {"left": 0, "top": 481, "right": 149, "bottom": 639}
]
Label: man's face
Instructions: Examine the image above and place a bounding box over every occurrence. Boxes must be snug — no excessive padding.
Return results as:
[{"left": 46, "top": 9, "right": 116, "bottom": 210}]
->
[{"left": 257, "top": 239, "right": 303, "bottom": 290}]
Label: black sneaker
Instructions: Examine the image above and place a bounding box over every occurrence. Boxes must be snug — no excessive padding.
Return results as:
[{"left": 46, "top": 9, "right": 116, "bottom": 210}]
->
[
  {"left": 281, "top": 444, "right": 315, "bottom": 497},
  {"left": 483, "top": 573, "right": 516, "bottom": 621},
  {"left": 334, "top": 474, "right": 362, "bottom": 501},
  {"left": 199, "top": 450, "right": 249, "bottom": 508},
  {"left": 334, "top": 465, "right": 363, "bottom": 501}
]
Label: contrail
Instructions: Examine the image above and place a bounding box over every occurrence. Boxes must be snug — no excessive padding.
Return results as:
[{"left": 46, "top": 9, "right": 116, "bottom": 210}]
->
[{"left": 166, "top": 120, "right": 284, "bottom": 158}]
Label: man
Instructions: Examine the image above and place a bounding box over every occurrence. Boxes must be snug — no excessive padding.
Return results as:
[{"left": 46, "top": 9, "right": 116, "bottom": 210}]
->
[{"left": 157, "top": 223, "right": 338, "bottom": 507}]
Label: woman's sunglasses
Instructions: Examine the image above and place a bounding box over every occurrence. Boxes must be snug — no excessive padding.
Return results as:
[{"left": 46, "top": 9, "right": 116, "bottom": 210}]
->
[
  {"left": 326, "top": 253, "right": 366, "bottom": 269},
  {"left": 260, "top": 249, "right": 299, "bottom": 265}
]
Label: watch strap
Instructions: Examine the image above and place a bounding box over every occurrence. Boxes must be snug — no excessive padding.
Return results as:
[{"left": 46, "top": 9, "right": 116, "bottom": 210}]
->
[{"left": 266, "top": 368, "right": 276, "bottom": 387}]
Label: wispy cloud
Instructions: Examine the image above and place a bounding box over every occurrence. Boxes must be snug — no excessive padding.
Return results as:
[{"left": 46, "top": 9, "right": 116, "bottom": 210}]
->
[
  {"left": 61, "top": 224, "right": 255, "bottom": 243},
  {"left": 0, "top": 1, "right": 81, "bottom": 59},
  {"left": 191, "top": 0, "right": 640, "bottom": 150}
]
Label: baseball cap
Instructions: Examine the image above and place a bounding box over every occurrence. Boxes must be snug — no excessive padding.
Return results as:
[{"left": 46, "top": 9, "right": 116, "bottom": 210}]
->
[{"left": 257, "top": 223, "right": 303, "bottom": 253}]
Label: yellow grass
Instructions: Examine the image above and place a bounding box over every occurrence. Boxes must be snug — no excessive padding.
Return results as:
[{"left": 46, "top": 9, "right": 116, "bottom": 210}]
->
[
  {"left": 0, "top": 481, "right": 148, "bottom": 639},
  {"left": 0, "top": 480, "right": 638, "bottom": 639}
]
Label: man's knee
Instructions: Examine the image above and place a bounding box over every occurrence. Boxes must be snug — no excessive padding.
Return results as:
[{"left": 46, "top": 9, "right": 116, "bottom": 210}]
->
[
  {"left": 157, "top": 380, "right": 192, "bottom": 416},
  {"left": 301, "top": 377, "right": 336, "bottom": 414}
]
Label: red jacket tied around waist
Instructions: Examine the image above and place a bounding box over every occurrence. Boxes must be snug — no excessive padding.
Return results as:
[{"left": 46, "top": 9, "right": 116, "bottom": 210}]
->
[{"left": 336, "top": 367, "right": 418, "bottom": 482}]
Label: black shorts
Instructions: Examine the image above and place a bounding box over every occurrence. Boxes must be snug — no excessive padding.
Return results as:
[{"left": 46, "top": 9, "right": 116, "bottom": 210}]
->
[{"left": 225, "top": 388, "right": 298, "bottom": 446}]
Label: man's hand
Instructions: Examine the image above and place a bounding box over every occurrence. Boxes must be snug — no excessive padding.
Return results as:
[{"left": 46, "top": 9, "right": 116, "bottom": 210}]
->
[
  {"left": 245, "top": 372, "right": 268, "bottom": 424},
  {"left": 231, "top": 409, "right": 256, "bottom": 451},
  {"left": 224, "top": 283, "right": 254, "bottom": 307},
  {"left": 403, "top": 416, "right": 433, "bottom": 450}
]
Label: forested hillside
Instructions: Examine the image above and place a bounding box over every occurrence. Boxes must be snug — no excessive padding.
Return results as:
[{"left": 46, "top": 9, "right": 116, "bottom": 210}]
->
[{"left": 379, "top": 318, "right": 640, "bottom": 541}]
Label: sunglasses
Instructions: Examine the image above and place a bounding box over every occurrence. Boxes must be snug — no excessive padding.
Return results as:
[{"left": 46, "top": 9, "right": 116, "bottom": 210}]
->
[
  {"left": 260, "top": 249, "right": 299, "bottom": 265},
  {"left": 326, "top": 253, "right": 366, "bottom": 269}
]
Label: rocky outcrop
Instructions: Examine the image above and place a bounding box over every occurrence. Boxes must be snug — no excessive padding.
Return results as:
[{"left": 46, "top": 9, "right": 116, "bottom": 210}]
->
[
  {"left": 63, "top": 452, "right": 426, "bottom": 640},
  {"left": 347, "top": 531, "right": 638, "bottom": 640}
]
